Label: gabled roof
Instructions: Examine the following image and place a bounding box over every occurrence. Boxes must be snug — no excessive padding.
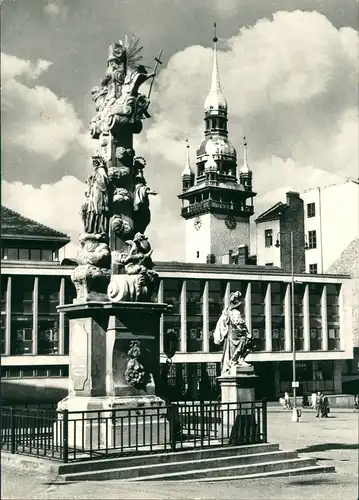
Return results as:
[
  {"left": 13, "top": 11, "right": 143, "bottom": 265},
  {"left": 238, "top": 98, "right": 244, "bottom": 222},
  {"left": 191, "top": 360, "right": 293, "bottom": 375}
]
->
[
  {"left": 255, "top": 202, "right": 287, "bottom": 223},
  {"left": 1, "top": 206, "right": 70, "bottom": 242}
]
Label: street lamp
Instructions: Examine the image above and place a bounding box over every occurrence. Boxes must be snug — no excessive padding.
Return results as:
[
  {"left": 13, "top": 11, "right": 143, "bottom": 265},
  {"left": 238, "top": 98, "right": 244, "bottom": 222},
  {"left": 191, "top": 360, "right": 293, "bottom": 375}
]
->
[{"left": 275, "top": 231, "right": 309, "bottom": 422}]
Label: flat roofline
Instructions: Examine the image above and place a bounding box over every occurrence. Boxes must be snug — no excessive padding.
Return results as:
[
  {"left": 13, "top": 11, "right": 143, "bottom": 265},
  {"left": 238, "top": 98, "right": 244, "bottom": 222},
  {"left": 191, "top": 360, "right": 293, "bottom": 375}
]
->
[
  {"left": 152, "top": 261, "right": 351, "bottom": 279},
  {"left": 1, "top": 260, "right": 351, "bottom": 280},
  {"left": 2, "top": 234, "right": 70, "bottom": 243}
]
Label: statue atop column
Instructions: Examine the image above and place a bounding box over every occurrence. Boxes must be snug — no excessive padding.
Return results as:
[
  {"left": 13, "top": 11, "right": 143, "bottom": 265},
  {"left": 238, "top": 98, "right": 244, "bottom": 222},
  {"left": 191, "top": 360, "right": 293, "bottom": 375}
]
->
[
  {"left": 213, "top": 291, "right": 254, "bottom": 374},
  {"left": 72, "top": 36, "right": 162, "bottom": 303}
]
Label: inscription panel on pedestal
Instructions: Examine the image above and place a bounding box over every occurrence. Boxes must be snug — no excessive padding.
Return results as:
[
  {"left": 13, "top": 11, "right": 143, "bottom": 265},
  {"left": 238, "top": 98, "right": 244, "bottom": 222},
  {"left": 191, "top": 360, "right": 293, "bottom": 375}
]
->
[{"left": 70, "top": 321, "right": 89, "bottom": 391}]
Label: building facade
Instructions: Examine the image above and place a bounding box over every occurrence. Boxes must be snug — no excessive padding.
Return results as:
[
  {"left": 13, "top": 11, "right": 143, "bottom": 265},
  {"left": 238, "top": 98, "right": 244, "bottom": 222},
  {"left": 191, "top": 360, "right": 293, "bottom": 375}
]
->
[
  {"left": 302, "top": 180, "right": 359, "bottom": 274},
  {"left": 255, "top": 191, "right": 306, "bottom": 273}
]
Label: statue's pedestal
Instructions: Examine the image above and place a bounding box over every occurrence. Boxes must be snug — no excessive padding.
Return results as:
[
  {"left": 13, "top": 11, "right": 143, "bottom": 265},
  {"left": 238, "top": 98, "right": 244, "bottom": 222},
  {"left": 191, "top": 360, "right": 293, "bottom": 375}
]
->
[
  {"left": 56, "top": 301, "right": 169, "bottom": 451},
  {"left": 217, "top": 363, "right": 259, "bottom": 444}
]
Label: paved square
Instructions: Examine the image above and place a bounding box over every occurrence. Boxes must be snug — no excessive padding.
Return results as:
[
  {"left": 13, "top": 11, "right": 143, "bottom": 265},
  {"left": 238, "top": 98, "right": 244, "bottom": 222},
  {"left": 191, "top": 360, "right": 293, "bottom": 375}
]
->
[{"left": 2, "top": 408, "right": 358, "bottom": 499}]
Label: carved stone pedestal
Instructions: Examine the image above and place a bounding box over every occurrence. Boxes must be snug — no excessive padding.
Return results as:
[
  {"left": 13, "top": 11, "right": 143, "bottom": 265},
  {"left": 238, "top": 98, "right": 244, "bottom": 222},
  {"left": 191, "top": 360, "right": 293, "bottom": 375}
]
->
[
  {"left": 56, "top": 301, "right": 169, "bottom": 452},
  {"left": 217, "top": 363, "right": 259, "bottom": 444}
]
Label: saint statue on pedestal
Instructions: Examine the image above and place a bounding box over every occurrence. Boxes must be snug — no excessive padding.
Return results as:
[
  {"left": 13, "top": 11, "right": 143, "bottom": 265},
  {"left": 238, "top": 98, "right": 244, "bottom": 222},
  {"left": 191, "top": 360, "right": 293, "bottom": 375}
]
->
[{"left": 213, "top": 291, "right": 254, "bottom": 374}]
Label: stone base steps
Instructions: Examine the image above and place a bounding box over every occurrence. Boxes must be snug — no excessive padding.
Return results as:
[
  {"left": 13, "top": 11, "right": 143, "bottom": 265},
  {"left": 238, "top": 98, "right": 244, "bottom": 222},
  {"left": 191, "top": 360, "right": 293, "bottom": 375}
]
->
[{"left": 58, "top": 443, "right": 335, "bottom": 482}]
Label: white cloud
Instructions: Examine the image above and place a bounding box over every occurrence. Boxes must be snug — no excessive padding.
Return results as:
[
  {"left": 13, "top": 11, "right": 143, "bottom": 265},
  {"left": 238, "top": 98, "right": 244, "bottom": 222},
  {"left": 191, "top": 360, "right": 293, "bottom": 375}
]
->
[
  {"left": 2, "top": 176, "right": 85, "bottom": 258},
  {"left": 2, "top": 10, "right": 358, "bottom": 261},
  {"left": 1, "top": 52, "right": 92, "bottom": 161},
  {"left": 44, "top": 0, "right": 67, "bottom": 18}
]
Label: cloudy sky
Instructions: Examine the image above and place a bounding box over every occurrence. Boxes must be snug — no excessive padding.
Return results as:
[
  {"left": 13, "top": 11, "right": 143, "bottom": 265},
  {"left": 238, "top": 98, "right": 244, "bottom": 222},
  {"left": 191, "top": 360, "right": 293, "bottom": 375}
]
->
[{"left": 1, "top": 0, "right": 358, "bottom": 260}]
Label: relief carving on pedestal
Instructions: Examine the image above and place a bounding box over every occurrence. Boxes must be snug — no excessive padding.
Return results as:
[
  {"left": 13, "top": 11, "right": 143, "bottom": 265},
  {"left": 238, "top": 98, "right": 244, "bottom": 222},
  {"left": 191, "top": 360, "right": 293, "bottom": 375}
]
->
[{"left": 124, "top": 340, "right": 151, "bottom": 389}]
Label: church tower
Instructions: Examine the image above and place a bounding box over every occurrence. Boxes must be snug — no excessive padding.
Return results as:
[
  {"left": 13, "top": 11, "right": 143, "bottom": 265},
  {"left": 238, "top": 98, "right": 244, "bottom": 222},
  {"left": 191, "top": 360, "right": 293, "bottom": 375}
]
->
[{"left": 178, "top": 25, "right": 256, "bottom": 264}]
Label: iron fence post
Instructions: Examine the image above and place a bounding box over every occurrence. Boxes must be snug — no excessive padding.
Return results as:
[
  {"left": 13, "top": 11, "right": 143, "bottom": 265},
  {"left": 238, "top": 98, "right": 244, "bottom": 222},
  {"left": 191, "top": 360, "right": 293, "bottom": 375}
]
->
[
  {"left": 170, "top": 404, "right": 177, "bottom": 452},
  {"left": 62, "top": 409, "right": 69, "bottom": 463},
  {"left": 262, "top": 398, "right": 267, "bottom": 443},
  {"left": 10, "top": 407, "right": 16, "bottom": 454},
  {"left": 200, "top": 401, "right": 205, "bottom": 447}
]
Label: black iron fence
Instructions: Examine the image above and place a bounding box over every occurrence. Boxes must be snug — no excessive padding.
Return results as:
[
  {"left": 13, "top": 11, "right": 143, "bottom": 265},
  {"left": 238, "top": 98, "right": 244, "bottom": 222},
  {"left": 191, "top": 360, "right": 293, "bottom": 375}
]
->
[{"left": 1, "top": 399, "right": 267, "bottom": 463}]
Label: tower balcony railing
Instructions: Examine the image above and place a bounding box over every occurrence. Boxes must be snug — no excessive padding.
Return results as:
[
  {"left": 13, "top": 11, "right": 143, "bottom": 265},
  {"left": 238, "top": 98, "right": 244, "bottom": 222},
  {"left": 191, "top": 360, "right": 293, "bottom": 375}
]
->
[{"left": 181, "top": 200, "right": 254, "bottom": 218}]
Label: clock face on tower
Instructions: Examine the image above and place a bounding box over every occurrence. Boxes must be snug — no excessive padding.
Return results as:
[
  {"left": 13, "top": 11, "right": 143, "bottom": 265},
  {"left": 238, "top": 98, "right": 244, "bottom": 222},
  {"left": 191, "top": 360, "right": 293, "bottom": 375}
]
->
[
  {"left": 194, "top": 217, "right": 202, "bottom": 230},
  {"left": 225, "top": 215, "right": 237, "bottom": 230}
]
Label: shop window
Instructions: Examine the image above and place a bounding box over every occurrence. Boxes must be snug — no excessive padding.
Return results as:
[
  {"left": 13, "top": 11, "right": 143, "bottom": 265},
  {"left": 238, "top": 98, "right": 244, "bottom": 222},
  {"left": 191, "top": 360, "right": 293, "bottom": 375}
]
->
[
  {"left": 209, "top": 280, "right": 226, "bottom": 353},
  {"left": 293, "top": 284, "right": 305, "bottom": 351},
  {"left": 327, "top": 285, "right": 340, "bottom": 350},
  {"left": 186, "top": 280, "right": 204, "bottom": 352},
  {"left": 271, "top": 282, "right": 285, "bottom": 351},
  {"left": 251, "top": 282, "right": 266, "bottom": 351},
  {"left": 309, "top": 284, "right": 322, "bottom": 350}
]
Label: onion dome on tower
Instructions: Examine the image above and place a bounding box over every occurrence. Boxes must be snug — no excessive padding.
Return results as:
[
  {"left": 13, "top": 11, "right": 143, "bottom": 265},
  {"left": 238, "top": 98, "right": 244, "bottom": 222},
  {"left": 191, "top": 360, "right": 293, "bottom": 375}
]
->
[{"left": 182, "top": 140, "right": 195, "bottom": 191}]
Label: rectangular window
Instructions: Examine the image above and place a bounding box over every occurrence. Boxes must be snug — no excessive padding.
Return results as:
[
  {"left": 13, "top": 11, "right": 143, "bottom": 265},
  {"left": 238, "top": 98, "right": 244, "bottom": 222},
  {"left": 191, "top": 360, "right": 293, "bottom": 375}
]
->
[
  {"left": 271, "top": 282, "right": 285, "bottom": 351},
  {"left": 186, "top": 279, "right": 204, "bottom": 353},
  {"left": 251, "top": 282, "right": 266, "bottom": 351},
  {"left": 309, "top": 264, "right": 318, "bottom": 274},
  {"left": 309, "top": 284, "right": 322, "bottom": 350},
  {"left": 264, "top": 229, "right": 273, "bottom": 248},
  {"left": 18, "top": 248, "right": 30, "bottom": 260},
  {"left": 308, "top": 230, "right": 317, "bottom": 249},
  {"left": 30, "top": 249, "right": 41, "bottom": 261},
  {"left": 327, "top": 284, "right": 340, "bottom": 350},
  {"left": 7, "top": 248, "right": 19, "bottom": 260},
  {"left": 209, "top": 280, "right": 227, "bottom": 353},
  {"left": 307, "top": 202, "right": 316, "bottom": 218},
  {"left": 41, "top": 249, "right": 53, "bottom": 262}
]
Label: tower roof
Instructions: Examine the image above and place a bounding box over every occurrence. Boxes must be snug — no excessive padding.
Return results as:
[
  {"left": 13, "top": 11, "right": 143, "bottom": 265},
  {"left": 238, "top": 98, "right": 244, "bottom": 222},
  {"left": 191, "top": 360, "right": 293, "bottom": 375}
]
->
[
  {"left": 182, "top": 140, "right": 194, "bottom": 177},
  {"left": 204, "top": 23, "right": 227, "bottom": 114}
]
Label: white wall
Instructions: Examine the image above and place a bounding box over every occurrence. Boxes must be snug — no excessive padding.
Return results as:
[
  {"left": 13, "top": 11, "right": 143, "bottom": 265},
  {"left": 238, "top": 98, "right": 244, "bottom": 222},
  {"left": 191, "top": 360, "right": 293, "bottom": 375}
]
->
[
  {"left": 185, "top": 213, "right": 250, "bottom": 263},
  {"left": 255, "top": 219, "right": 281, "bottom": 266},
  {"left": 303, "top": 181, "right": 359, "bottom": 272}
]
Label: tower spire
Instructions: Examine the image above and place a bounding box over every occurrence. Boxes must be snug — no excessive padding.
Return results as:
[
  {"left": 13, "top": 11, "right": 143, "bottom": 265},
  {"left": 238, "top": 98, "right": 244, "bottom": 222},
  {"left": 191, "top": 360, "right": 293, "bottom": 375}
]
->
[
  {"left": 204, "top": 22, "right": 227, "bottom": 113},
  {"left": 182, "top": 139, "right": 194, "bottom": 177},
  {"left": 242, "top": 136, "right": 249, "bottom": 173}
]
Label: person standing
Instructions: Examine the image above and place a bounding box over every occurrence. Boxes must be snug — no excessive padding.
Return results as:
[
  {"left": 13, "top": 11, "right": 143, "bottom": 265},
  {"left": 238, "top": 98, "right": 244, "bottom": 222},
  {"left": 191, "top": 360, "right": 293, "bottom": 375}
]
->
[
  {"left": 311, "top": 392, "right": 317, "bottom": 409},
  {"left": 316, "top": 392, "right": 323, "bottom": 417},
  {"left": 284, "top": 392, "right": 291, "bottom": 410}
]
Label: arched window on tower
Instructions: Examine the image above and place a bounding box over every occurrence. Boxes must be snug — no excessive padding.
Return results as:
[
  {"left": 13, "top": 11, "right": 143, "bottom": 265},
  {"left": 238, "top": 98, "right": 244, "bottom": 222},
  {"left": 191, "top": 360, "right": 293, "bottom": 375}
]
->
[{"left": 212, "top": 119, "right": 217, "bottom": 129}]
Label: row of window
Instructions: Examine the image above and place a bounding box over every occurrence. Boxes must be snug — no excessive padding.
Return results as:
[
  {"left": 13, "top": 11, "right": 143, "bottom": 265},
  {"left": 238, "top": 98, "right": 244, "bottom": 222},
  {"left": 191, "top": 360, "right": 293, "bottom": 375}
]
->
[
  {"left": 1, "top": 248, "right": 59, "bottom": 262},
  {"left": 264, "top": 229, "right": 317, "bottom": 249},
  {"left": 163, "top": 279, "right": 341, "bottom": 353},
  {"left": 1, "top": 365, "right": 69, "bottom": 379}
]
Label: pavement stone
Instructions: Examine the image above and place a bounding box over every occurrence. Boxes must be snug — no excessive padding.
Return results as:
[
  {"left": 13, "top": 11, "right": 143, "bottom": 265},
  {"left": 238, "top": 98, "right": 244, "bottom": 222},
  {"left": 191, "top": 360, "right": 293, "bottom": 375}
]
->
[{"left": 2, "top": 409, "right": 358, "bottom": 500}]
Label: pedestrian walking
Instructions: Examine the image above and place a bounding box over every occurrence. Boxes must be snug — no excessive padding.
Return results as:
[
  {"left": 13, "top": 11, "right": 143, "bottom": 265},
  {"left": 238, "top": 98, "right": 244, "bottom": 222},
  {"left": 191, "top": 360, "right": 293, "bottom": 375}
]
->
[
  {"left": 284, "top": 391, "right": 291, "bottom": 410},
  {"left": 302, "top": 390, "right": 309, "bottom": 408},
  {"left": 321, "top": 396, "right": 330, "bottom": 417},
  {"left": 311, "top": 392, "right": 317, "bottom": 409},
  {"left": 354, "top": 394, "right": 359, "bottom": 411},
  {"left": 316, "top": 392, "right": 323, "bottom": 417}
]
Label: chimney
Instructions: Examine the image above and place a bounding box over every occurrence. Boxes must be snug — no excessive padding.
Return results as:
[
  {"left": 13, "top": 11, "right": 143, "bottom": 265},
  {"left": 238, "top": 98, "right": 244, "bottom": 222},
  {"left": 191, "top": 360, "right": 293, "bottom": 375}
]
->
[{"left": 286, "top": 191, "right": 300, "bottom": 206}]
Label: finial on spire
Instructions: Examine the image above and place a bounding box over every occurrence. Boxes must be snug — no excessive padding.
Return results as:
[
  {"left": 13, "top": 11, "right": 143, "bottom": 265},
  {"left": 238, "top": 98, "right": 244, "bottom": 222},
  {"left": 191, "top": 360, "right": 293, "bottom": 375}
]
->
[
  {"left": 182, "top": 139, "right": 193, "bottom": 177},
  {"left": 213, "top": 22, "right": 218, "bottom": 43},
  {"left": 240, "top": 136, "right": 251, "bottom": 175},
  {"left": 204, "top": 22, "right": 227, "bottom": 113}
]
